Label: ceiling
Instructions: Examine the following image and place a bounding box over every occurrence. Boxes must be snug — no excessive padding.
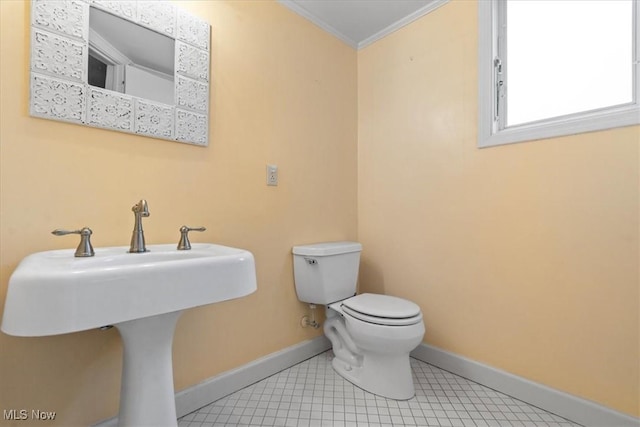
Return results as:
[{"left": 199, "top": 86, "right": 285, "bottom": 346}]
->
[{"left": 277, "top": 0, "right": 448, "bottom": 49}]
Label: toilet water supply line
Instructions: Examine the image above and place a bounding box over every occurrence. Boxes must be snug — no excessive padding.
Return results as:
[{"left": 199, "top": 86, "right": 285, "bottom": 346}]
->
[{"left": 301, "top": 304, "right": 320, "bottom": 328}]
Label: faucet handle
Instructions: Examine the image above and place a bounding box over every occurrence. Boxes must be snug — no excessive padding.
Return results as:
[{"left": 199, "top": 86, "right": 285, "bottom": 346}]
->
[
  {"left": 52, "top": 227, "right": 95, "bottom": 257},
  {"left": 177, "top": 226, "right": 206, "bottom": 251}
]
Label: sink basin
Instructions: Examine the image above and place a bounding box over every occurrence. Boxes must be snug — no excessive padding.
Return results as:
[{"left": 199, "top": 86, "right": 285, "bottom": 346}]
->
[
  {"left": 2, "top": 243, "right": 257, "bottom": 427},
  {"left": 2, "top": 243, "right": 256, "bottom": 337}
]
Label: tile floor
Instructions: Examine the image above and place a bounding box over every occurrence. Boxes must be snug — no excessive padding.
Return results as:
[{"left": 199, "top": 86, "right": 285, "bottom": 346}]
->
[{"left": 179, "top": 351, "right": 581, "bottom": 427}]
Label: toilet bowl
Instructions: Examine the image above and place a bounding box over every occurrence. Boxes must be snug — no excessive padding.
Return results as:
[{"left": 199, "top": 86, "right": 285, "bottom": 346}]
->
[
  {"left": 325, "top": 293, "right": 425, "bottom": 400},
  {"left": 292, "top": 242, "right": 425, "bottom": 400}
]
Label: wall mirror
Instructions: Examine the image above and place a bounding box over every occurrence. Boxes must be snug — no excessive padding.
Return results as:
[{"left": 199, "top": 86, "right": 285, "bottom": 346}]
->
[{"left": 30, "top": 0, "right": 211, "bottom": 146}]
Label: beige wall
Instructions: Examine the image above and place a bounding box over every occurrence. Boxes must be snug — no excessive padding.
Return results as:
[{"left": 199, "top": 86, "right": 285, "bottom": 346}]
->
[
  {"left": 2, "top": 0, "right": 638, "bottom": 423},
  {"left": 358, "top": 0, "right": 639, "bottom": 417},
  {"left": 0, "top": 1, "right": 357, "bottom": 425}
]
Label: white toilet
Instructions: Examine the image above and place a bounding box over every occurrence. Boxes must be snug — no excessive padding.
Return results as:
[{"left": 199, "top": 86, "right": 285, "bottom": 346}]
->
[{"left": 292, "top": 241, "right": 425, "bottom": 400}]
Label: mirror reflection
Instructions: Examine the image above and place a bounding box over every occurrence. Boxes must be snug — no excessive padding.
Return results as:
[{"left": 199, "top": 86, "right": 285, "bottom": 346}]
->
[{"left": 88, "top": 7, "right": 175, "bottom": 105}]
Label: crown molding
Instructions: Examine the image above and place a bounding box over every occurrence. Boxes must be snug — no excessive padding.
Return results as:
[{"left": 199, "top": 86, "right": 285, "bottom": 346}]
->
[
  {"left": 278, "top": 0, "right": 449, "bottom": 51},
  {"left": 277, "top": 0, "right": 359, "bottom": 49},
  {"left": 358, "top": 0, "right": 449, "bottom": 49}
]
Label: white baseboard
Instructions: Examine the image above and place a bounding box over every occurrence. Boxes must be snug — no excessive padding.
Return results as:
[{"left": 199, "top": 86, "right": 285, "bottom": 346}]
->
[
  {"left": 94, "top": 336, "right": 331, "bottom": 427},
  {"left": 410, "top": 343, "right": 639, "bottom": 427}
]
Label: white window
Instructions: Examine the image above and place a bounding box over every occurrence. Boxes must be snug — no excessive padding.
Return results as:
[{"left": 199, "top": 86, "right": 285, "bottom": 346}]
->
[{"left": 478, "top": 0, "right": 640, "bottom": 148}]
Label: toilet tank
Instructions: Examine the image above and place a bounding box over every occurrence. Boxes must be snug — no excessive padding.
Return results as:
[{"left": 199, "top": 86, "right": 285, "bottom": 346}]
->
[{"left": 292, "top": 241, "right": 362, "bottom": 305}]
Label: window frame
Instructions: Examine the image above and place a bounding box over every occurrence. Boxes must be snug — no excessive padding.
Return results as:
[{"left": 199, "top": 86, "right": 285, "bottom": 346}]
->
[{"left": 478, "top": 0, "right": 640, "bottom": 148}]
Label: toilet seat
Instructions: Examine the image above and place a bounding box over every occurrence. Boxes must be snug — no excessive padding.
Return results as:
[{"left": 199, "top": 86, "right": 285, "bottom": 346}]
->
[
  {"left": 342, "top": 305, "right": 423, "bottom": 326},
  {"left": 340, "top": 293, "right": 422, "bottom": 326}
]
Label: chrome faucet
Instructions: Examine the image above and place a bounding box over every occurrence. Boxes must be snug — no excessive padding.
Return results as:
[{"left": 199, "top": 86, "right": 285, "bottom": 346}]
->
[{"left": 129, "top": 199, "right": 150, "bottom": 253}]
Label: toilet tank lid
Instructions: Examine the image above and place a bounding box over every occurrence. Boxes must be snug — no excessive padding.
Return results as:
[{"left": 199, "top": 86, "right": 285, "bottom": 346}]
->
[{"left": 292, "top": 241, "right": 362, "bottom": 256}]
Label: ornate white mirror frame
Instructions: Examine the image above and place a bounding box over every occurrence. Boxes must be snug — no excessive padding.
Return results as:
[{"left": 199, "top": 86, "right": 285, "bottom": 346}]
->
[{"left": 30, "top": 0, "right": 211, "bottom": 146}]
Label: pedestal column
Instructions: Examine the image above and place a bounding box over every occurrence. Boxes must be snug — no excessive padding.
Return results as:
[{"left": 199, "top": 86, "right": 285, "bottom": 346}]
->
[{"left": 114, "top": 310, "right": 183, "bottom": 427}]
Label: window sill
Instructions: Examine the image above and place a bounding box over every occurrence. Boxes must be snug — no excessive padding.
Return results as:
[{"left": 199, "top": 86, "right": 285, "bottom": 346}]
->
[{"left": 478, "top": 103, "right": 640, "bottom": 148}]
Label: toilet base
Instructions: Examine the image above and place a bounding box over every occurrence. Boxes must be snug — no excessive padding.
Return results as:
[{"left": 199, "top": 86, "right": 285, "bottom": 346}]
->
[{"left": 331, "top": 351, "right": 416, "bottom": 400}]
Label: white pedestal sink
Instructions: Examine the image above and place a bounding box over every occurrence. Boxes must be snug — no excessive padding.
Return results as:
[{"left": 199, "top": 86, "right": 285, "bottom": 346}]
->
[{"left": 2, "top": 243, "right": 257, "bottom": 427}]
